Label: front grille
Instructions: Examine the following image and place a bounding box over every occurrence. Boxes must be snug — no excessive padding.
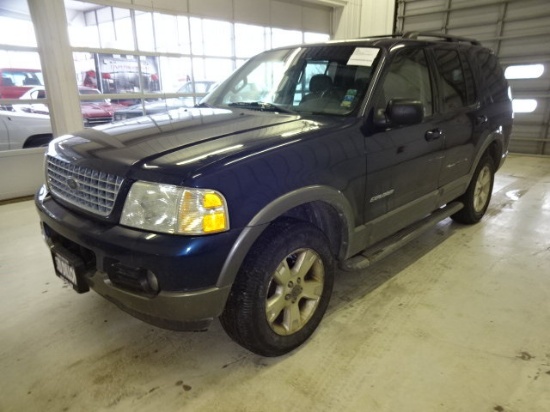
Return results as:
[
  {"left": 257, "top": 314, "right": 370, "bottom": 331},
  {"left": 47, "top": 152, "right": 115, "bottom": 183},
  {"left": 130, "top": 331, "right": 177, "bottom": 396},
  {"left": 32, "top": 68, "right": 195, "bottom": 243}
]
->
[
  {"left": 47, "top": 156, "right": 124, "bottom": 216},
  {"left": 84, "top": 117, "right": 113, "bottom": 127},
  {"left": 114, "top": 112, "right": 142, "bottom": 121}
]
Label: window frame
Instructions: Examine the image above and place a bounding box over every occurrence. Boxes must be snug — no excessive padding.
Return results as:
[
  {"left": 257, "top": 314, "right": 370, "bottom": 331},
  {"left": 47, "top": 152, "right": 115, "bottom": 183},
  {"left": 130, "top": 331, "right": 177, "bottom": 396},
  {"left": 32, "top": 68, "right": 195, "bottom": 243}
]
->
[{"left": 374, "top": 45, "right": 436, "bottom": 120}]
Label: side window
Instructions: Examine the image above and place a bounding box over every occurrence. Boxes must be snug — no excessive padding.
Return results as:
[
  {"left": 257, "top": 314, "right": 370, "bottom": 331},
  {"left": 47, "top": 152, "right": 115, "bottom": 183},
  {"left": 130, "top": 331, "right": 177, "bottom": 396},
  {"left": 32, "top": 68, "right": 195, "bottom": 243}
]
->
[
  {"left": 460, "top": 50, "right": 477, "bottom": 105},
  {"left": 474, "top": 49, "right": 509, "bottom": 104},
  {"left": 434, "top": 49, "right": 469, "bottom": 111},
  {"left": 379, "top": 48, "right": 433, "bottom": 117}
]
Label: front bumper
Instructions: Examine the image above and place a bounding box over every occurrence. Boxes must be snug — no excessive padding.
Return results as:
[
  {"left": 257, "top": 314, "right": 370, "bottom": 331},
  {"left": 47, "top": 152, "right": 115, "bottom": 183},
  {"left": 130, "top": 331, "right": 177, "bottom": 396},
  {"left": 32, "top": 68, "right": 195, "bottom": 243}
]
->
[{"left": 36, "top": 187, "right": 241, "bottom": 331}]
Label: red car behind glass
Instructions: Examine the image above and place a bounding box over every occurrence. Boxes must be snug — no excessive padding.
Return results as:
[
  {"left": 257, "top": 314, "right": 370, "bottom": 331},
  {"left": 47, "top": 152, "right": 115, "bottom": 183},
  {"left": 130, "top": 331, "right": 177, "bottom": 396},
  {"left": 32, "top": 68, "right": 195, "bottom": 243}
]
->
[
  {"left": 18, "top": 86, "right": 126, "bottom": 126},
  {"left": 0, "top": 68, "right": 43, "bottom": 99}
]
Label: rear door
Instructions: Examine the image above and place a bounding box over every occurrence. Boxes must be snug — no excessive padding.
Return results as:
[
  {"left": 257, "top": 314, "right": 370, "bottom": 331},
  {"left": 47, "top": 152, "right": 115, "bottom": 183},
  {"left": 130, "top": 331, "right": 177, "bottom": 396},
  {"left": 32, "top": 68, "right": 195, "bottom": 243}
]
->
[{"left": 432, "top": 46, "right": 478, "bottom": 186}]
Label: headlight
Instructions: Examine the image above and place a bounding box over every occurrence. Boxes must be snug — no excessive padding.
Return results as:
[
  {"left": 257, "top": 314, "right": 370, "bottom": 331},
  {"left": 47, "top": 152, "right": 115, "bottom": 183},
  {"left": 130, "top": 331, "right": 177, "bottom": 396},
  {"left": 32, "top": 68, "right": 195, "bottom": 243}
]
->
[{"left": 120, "top": 181, "right": 229, "bottom": 235}]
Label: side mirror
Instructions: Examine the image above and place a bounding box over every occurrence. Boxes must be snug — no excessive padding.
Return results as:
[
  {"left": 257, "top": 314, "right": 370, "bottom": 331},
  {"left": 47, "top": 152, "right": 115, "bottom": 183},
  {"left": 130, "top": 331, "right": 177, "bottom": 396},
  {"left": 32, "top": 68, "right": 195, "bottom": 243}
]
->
[{"left": 374, "top": 99, "right": 424, "bottom": 129}]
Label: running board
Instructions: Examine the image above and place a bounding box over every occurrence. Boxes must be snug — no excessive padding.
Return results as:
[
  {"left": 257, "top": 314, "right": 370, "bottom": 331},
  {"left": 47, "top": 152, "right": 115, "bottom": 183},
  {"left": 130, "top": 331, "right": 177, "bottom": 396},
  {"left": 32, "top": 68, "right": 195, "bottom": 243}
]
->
[{"left": 341, "top": 202, "right": 464, "bottom": 271}]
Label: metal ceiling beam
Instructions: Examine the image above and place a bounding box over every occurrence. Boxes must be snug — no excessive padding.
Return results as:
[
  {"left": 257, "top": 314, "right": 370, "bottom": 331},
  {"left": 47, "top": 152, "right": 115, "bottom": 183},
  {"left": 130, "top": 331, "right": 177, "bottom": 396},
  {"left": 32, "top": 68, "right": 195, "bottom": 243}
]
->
[
  {"left": 396, "top": 0, "right": 521, "bottom": 19},
  {"left": 442, "top": 11, "right": 550, "bottom": 31},
  {"left": 499, "top": 55, "right": 550, "bottom": 65},
  {"left": 477, "top": 28, "right": 550, "bottom": 43}
]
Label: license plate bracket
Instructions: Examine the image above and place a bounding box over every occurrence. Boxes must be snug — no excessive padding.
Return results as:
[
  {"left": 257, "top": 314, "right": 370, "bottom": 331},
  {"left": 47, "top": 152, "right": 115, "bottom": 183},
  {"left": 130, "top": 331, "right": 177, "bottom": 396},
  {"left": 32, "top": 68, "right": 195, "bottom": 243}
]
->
[{"left": 51, "top": 246, "right": 90, "bottom": 293}]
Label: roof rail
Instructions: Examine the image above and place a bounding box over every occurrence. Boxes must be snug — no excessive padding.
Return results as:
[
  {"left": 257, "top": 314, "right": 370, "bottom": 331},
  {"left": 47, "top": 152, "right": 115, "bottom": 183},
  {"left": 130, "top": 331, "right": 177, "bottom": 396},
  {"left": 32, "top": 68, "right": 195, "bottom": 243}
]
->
[
  {"left": 359, "top": 34, "right": 403, "bottom": 39},
  {"left": 403, "top": 31, "right": 481, "bottom": 46}
]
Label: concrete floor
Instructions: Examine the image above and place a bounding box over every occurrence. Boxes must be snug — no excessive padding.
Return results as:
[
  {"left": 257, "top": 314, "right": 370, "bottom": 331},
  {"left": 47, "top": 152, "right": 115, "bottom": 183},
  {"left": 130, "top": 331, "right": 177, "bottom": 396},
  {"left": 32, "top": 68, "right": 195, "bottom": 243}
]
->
[{"left": 1, "top": 154, "right": 549, "bottom": 412}]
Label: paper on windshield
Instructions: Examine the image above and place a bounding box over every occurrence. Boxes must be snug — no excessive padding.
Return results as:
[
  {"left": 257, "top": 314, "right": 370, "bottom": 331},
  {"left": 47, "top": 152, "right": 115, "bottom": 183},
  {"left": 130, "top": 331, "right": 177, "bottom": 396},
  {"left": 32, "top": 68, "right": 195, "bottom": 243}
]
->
[{"left": 347, "top": 48, "right": 379, "bottom": 67}]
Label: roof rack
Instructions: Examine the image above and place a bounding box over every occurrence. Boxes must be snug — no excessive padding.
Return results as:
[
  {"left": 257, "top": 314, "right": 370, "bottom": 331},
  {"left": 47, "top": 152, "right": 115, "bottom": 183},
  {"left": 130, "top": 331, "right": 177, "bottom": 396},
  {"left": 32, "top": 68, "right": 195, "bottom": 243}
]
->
[
  {"left": 360, "top": 34, "right": 403, "bottom": 39},
  {"left": 403, "top": 31, "right": 481, "bottom": 46},
  {"left": 358, "top": 32, "right": 481, "bottom": 46}
]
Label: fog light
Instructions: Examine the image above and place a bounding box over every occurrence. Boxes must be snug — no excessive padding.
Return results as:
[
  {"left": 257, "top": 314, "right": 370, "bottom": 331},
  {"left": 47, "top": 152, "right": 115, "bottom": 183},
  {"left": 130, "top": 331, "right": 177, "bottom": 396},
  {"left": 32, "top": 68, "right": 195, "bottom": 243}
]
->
[{"left": 146, "top": 270, "right": 159, "bottom": 293}]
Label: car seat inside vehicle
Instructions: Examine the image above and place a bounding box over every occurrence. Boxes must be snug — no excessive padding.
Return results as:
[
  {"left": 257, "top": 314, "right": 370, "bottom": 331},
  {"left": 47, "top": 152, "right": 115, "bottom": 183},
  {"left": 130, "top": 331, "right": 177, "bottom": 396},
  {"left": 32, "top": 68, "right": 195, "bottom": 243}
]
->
[
  {"left": 302, "top": 74, "right": 333, "bottom": 104},
  {"left": 2, "top": 77, "right": 14, "bottom": 86}
]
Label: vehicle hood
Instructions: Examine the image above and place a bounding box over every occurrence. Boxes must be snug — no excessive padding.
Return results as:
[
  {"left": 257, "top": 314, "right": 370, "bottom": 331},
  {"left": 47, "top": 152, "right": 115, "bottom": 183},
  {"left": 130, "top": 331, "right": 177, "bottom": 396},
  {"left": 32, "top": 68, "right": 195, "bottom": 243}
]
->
[
  {"left": 80, "top": 102, "right": 124, "bottom": 118},
  {"left": 49, "top": 107, "right": 323, "bottom": 182},
  {"left": 115, "top": 99, "right": 190, "bottom": 115}
]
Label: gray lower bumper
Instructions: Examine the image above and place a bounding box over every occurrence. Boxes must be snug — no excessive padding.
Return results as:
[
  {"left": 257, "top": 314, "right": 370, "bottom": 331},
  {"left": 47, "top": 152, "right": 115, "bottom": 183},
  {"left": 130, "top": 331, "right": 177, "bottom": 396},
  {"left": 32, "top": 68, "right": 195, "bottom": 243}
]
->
[{"left": 88, "top": 271, "right": 231, "bottom": 331}]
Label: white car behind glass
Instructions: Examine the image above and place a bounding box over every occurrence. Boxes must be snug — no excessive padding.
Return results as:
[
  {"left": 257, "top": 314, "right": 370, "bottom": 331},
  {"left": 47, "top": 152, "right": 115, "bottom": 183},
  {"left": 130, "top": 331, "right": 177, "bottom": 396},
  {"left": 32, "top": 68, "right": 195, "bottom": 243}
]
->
[{"left": 0, "top": 108, "right": 53, "bottom": 150}]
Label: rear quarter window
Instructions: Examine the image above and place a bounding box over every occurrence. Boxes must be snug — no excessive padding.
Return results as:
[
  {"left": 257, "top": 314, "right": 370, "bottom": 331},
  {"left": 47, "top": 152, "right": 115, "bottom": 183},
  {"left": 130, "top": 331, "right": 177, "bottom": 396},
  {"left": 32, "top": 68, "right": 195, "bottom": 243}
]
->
[
  {"left": 471, "top": 48, "right": 509, "bottom": 104},
  {"left": 434, "top": 48, "right": 470, "bottom": 111}
]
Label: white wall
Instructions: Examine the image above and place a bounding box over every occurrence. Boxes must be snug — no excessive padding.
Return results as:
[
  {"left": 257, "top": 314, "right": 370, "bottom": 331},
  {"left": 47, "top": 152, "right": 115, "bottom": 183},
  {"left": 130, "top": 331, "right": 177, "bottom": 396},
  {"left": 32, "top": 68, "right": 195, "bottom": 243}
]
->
[
  {"left": 0, "top": 148, "right": 45, "bottom": 201},
  {"left": 333, "top": 0, "right": 395, "bottom": 39}
]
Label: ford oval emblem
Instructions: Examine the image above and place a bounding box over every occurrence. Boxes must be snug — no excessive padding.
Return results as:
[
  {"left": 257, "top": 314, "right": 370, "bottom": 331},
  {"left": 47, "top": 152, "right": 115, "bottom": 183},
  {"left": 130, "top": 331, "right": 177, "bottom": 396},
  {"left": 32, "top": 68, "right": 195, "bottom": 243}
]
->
[{"left": 66, "top": 178, "right": 80, "bottom": 191}]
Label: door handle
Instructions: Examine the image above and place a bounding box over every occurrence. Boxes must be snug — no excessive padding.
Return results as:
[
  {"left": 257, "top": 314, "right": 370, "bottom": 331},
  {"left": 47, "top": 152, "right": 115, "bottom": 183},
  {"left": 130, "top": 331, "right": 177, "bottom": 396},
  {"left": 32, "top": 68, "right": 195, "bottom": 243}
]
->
[
  {"left": 425, "top": 128, "right": 444, "bottom": 141},
  {"left": 476, "top": 115, "right": 489, "bottom": 126}
]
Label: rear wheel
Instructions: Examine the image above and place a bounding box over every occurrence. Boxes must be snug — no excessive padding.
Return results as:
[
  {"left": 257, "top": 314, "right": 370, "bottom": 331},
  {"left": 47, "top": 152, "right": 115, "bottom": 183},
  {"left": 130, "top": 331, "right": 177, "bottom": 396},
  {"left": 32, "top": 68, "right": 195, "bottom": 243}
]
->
[
  {"left": 220, "top": 220, "right": 334, "bottom": 356},
  {"left": 451, "top": 155, "right": 494, "bottom": 224},
  {"left": 23, "top": 134, "right": 53, "bottom": 148}
]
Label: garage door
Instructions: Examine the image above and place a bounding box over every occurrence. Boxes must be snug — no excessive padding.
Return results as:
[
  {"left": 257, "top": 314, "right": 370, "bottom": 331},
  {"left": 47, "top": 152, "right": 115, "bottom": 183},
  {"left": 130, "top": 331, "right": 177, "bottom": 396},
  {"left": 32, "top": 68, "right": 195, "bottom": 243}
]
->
[{"left": 396, "top": 0, "right": 550, "bottom": 155}]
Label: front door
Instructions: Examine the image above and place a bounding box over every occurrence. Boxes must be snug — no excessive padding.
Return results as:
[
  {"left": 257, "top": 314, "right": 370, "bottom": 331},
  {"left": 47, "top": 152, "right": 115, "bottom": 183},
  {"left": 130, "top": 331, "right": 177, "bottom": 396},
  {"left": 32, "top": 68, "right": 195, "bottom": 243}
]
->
[{"left": 365, "top": 47, "right": 444, "bottom": 228}]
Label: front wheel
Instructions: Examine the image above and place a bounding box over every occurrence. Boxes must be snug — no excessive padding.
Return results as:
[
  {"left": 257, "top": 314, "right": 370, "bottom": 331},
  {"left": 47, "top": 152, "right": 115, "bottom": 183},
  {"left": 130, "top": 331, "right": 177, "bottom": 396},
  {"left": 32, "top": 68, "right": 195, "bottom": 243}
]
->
[
  {"left": 451, "top": 155, "right": 495, "bottom": 224},
  {"left": 220, "top": 220, "right": 334, "bottom": 356}
]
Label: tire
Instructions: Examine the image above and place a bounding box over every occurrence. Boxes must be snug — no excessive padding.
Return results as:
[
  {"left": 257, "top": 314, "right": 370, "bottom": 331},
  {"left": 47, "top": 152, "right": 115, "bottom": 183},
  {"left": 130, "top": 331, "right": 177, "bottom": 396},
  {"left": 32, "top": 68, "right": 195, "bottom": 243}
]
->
[
  {"left": 220, "top": 220, "right": 334, "bottom": 356},
  {"left": 451, "top": 155, "right": 495, "bottom": 224},
  {"left": 23, "top": 134, "right": 53, "bottom": 148}
]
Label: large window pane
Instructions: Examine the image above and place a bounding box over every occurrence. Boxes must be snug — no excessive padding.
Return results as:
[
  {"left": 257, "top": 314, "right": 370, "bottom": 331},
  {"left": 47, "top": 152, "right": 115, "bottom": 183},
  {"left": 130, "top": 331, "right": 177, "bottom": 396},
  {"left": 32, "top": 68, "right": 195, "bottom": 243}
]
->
[
  {"left": 190, "top": 18, "right": 232, "bottom": 57},
  {"left": 74, "top": 53, "right": 160, "bottom": 95},
  {"left": 96, "top": 7, "right": 116, "bottom": 48},
  {"left": 190, "top": 18, "right": 204, "bottom": 55},
  {"left": 68, "top": 24, "right": 100, "bottom": 48},
  {"left": 69, "top": 6, "right": 100, "bottom": 48},
  {"left": 136, "top": 12, "right": 155, "bottom": 52},
  {"left": 177, "top": 16, "right": 191, "bottom": 55},
  {"left": 62, "top": 3, "right": 335, "bottom": 129},
  {"left": 271, "top": 29, "right": 302, "bottom": 48},
  {"left": 193, "top": 58, "right": 234, "bottom": 83},
  {"left": 235, "top": 24, "right": 268, "bottom": 58},
  {"left": 113, "top": 10, "right": 133, "bottom": 50},
  {"left": 0, "top": 51, "right": 52, "bottom": 150},
  {"left": 154, "top": 13, "right": 185, "bottom": 53},
  {"left": 0, "top": 17, "right": 37, "bottom": 47},
  {"left": 304, "top": 32, "right": 330, "bottom": 44},
  {"left": 158, "top": 57, "right": 193, "bottom": 92},
  {"left": 73, "top": 52, "right": 96, "bottom": 89}
]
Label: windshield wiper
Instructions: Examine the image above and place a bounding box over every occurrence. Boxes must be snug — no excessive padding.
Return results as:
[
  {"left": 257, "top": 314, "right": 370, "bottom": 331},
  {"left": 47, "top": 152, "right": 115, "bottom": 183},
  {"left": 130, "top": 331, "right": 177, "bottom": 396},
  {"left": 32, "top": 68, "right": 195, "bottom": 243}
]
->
[
  {"left": 228, "top": 101, "right": 295, "bottom": 114},
  {"left": 195, "top": 102, "right": 216, "bottom": 108}
]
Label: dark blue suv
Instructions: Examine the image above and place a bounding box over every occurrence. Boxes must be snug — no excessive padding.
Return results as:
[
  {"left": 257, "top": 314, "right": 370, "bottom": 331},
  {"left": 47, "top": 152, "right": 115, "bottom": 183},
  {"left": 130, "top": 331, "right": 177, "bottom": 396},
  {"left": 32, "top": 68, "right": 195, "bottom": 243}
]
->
[{"left": 36, "top": 33, "right": 513, "bottom": 356}]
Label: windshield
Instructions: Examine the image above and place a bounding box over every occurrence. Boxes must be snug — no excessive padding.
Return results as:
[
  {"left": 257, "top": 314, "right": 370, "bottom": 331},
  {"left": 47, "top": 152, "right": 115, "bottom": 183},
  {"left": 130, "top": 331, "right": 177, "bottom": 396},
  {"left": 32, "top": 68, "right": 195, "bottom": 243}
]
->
[
  {"left": 203, "top": 45, "right": 380, "bottom": 116},
  {"left": 79, "top": 88, "right": 108, "bottom": 104},
  {"left": 1, "top": 70, "right": 43, "bottom": 87}
]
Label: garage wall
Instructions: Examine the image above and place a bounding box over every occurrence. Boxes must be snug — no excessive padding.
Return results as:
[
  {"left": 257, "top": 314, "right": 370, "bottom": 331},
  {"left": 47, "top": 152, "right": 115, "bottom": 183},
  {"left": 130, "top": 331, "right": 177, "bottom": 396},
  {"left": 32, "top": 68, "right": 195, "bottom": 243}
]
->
[{"left": 396, "top": 0, "right": 550, "bottom": 155}]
